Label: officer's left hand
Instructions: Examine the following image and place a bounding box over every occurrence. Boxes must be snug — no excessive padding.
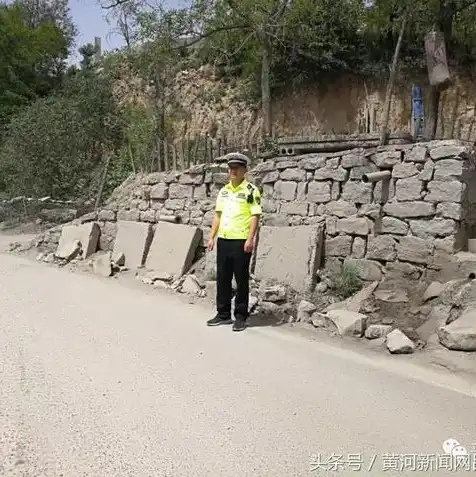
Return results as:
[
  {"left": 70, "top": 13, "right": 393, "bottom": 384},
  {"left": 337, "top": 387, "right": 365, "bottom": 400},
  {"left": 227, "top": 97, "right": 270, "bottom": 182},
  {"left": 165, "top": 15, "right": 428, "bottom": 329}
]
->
[{"left": 244, "top": 239, "right": 254, "bottom": 253}]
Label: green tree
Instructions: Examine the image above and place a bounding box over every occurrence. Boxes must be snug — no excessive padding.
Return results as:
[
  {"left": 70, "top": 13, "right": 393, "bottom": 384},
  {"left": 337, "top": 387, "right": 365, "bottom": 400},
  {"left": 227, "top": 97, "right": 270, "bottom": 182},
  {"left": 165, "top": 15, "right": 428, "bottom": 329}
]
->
[
  {"left": 0, "top": 53, "right": 124, "bottom": 199},
  {"left": 79, "top": 43, "right": 99, "bottom": 70},
  {"left": 0, "top": 1, "right": 73, "bottom": 132},
  {"left": 193, "top": 0, "right": 366, "bottom": 137},
  {"left": 367, "top": 0, "right": 476, "bottom": 138}
]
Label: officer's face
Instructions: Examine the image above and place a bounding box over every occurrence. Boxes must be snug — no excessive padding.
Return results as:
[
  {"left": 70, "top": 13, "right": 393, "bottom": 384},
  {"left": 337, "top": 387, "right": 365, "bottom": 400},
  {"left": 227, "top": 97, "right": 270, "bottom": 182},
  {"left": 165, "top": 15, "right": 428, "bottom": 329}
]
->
[{"left": 228, "top": 164, "right": 246, "bottom": 180}]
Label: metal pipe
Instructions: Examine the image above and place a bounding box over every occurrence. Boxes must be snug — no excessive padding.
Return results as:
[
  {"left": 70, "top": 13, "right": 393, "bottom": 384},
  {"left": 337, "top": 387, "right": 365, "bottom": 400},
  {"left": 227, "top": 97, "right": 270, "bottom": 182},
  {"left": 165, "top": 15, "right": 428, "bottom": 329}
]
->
[
  {"left": 362, "top": 171, "right": 392, "bottom": 183},
  {"left": 158, "top": 215, "right": 180, "bottom": 224}
]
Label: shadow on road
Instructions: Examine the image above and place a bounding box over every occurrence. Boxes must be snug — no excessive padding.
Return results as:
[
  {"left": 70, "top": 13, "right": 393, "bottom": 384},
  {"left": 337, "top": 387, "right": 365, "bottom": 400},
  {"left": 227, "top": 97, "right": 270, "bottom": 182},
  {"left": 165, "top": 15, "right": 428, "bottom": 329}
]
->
[{"left": 248, "top": 313, "right": 287, "bottom": 328}]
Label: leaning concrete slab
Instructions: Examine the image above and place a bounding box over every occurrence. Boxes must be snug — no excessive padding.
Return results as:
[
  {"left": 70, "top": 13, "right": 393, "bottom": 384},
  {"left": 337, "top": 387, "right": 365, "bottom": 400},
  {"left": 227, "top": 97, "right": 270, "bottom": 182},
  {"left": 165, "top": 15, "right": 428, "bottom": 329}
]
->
[
  {"left": 56, "top": 222, "right": 100, "bottom": 259},
  {"left": 254, "top": 225, "right": 324, "bottom": 291},
  {"left": 113, "top": 221, "right": 153, "bottom": 269},
  {"left": 146, "top": 222, "right": 202, "bottom": 278}
]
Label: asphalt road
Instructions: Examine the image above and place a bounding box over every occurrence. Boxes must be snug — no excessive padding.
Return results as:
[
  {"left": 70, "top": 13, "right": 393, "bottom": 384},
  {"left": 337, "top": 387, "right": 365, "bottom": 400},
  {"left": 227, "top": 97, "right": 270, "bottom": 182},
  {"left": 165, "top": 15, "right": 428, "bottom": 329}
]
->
[{"left": 1, "top": 252, "right": 476, "bottom": 477}]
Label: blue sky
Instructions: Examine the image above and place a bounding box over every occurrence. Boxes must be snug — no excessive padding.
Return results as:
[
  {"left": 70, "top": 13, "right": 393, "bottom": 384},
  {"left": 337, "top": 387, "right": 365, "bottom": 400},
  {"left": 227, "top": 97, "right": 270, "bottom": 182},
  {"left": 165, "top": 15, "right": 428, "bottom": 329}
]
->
[
  {"left": 68, "top": 0, "right": 183, "bottom": 64},
  {"left": 69, "top": 0, "right": 123, "bottom": 63}
]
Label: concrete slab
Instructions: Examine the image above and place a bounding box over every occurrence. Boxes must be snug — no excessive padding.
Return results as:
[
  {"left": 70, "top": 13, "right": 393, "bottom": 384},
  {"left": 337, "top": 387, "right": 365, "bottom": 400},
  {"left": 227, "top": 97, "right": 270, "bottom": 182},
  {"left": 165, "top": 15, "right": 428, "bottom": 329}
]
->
[
  {"left": 113, "top": 221, "right": 153, "bottom": 269},
  {"left": 254, "top": 225, "right": 324, "bottom": 291},
  {"left": 146, "top": 222, "right": 202, "bottom": 278},
  {"left": 56, "top": 223, "right": 100, "bottom": 259}
]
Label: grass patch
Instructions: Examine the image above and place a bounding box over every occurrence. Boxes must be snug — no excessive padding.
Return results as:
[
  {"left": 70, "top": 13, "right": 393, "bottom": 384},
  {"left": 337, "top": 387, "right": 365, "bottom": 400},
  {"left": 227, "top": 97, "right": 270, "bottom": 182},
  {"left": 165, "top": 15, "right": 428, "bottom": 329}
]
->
[{"left": 330, "top": 263, "right": 363, "bottom": 299}]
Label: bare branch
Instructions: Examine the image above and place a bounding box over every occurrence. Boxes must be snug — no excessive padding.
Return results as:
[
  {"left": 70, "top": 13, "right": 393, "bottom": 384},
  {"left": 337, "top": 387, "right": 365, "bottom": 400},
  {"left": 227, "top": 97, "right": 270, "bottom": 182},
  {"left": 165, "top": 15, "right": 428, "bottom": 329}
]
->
[
  {"left": 176, "top": 24, "right": 252, "bottom": 49},
  {"left": 270, "top": 0, "right": 290, "bottom": 23},
  {"left": 101, "top": 0, "right": 132, "bottom": 9},
  {"left": 230, "top": 31, "right": 255, "bottom": 57}
]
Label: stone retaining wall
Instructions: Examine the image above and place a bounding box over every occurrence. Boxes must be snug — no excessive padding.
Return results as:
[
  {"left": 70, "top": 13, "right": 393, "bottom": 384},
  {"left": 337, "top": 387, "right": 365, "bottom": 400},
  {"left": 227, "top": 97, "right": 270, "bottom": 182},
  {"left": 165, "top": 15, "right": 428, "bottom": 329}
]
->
[{"left": 84, "top": 140, "right": 476, "bottom": 281}]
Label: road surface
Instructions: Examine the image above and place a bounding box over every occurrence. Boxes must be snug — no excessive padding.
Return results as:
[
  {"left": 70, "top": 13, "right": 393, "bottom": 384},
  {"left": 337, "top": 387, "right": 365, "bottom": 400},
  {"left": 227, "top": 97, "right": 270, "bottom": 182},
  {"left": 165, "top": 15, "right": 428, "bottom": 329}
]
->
[{"left": 1, "top": 252, "right": 476, "bottom": 477}]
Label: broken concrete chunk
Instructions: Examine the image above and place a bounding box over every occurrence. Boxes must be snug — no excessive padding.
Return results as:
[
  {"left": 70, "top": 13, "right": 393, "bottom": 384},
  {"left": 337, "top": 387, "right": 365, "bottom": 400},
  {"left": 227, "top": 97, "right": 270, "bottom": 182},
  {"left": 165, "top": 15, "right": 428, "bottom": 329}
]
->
[
  {"left": 56, "top": 239, "right": 81, "bottom": 261},
  {"left": 437, "top": 309, "right": 476, "bottom": 351},
  {"left": 259, "top": 301, "right": 282, "bottom": 315},
  {"left": 315, "top": 282, "right": 328, "bottom": 293},
  {"left": 323, "top": 281, "right": 378, "bottom": 314},
  {"left": 180, "top": 275, "right": 203, "bottom": 295},
  {"left": 262, "top": 285, "right": 286, "bottom": 303},
  {"left": 297, "top": 300, "right": 317, "bottom": 322},
  {"left": 439, "top": 279, "right": 467, "bottom": 306},
  {"left": 93, "top": 253, "right": 113, "bottom": 277},
  {"left": 374, "top": 288, "right": 409, "bottom": 303},
  {"left": 146, "top": 222, "right": 202, "bottom": 279},
  {"left": 255, "top": 225, "right": 324, "bottom": 292},
  {"left": 386, "top": 329, "right": 416, "bottom": 354},
  {"left": 112, "top": 251, "right": 125, "bottom": 267},
  {"left": 113, "top": 221, "right": 153, "bottom": 269},
  {"left": 146, "top": 271, "right": 173, "bottom": 282},
  {"left": 44, "top": 253, "right": 55, "bottom": 263},
  {"left": 311, "top": 312, "right": 334, "bottom": 329},
  {"left": 441, "top": 280, "right": 476, "bottom": 307},
  {"left": 139, "top": 275, "right": 154, "bottom": 285},
  {"left": 417, "top": 305, "right": 451, "bottom": 342},
  {"left": 326, "top": 310, "right": 367, "bottom": 337},
  {"left": 365, "top": 324, "right": 393, "bottom": 340},
  {"left": 153, "top": 280, "right": 171, "bottom": 290},
  {"left": 423, "top": 281, "right": 445, "bottom": 302},
  {"left": 56, "top": 222, "right": 99, "bottom": 259}
]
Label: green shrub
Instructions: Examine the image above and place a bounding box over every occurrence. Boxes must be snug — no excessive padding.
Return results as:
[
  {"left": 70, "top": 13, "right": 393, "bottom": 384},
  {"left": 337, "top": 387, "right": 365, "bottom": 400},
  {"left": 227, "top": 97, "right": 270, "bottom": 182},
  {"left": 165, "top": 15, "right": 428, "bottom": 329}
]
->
[{"left": 330, "top": 263, "right": 362, "bottom": 299}]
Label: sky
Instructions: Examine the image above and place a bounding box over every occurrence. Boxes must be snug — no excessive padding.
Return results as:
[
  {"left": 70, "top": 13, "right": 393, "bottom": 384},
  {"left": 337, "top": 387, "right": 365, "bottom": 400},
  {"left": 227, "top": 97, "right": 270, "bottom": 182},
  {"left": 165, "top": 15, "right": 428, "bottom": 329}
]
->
[
  {"left": 68, "top": 0, "right": 183, "bottom": 64},
  {"left": 69, "top": 0, "right": 126, "bottom": 64}
]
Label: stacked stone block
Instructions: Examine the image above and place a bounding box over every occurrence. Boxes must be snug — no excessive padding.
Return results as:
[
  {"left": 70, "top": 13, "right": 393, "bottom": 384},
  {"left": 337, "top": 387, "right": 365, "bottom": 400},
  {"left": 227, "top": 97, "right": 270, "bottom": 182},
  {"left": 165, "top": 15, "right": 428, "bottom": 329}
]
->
[{"left": 97, "top": 140, "right": 476, "bottom": 280}]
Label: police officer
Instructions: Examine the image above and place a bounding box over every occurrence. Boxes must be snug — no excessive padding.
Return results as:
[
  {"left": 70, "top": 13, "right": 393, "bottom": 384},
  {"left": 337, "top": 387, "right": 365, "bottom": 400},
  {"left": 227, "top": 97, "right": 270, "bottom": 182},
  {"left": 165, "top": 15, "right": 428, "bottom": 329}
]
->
[{"left": 206, "top": 152, "right": 262, "bottom": 332}]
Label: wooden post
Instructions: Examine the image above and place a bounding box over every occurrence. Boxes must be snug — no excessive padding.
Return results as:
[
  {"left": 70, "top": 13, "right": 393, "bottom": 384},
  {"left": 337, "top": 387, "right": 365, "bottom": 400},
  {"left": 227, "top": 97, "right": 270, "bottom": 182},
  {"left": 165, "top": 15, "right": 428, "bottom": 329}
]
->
[{"left": 379, "top": 9, "right": 408, "bottom": 146}]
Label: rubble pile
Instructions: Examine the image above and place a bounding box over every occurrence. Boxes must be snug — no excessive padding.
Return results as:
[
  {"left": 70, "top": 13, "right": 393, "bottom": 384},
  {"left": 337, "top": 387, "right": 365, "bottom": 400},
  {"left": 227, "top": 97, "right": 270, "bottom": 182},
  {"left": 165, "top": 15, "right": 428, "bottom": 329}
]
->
[{"left": 8, "top": 138, "right": 476, "bottom": 358}]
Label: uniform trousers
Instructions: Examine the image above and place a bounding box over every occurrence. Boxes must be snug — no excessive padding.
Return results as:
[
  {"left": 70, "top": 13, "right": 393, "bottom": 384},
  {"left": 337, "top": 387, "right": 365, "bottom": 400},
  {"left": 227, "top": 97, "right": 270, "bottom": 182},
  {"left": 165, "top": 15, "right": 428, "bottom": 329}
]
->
[{"left": 216, "top": 238, "right": 252, "bottom": 320}]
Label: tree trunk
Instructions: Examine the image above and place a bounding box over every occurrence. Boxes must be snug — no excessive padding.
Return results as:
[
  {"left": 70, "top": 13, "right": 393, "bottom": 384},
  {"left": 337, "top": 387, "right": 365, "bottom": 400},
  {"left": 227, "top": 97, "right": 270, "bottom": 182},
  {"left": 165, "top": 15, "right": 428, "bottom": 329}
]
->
[
  {"left": 261, "top": 36, "right": 272, "bottom": 139},
  {"left": 379, "top": 10, "right": 407, "bottom": 146},
  {"left": 95, "top": 152, "right": 111, "bottom": 211}
]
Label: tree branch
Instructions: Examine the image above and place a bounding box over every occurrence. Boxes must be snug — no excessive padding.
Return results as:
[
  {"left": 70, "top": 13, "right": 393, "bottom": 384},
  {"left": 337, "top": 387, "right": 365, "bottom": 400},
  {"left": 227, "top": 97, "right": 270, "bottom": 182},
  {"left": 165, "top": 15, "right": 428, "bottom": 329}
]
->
[
  {"left": 456, "top": 0, "right": 476, "bottom": 12},
  {"left": 176, "top": 24, "right": 252, "bottom": 49},
  {"left": 101, "top": 0, "right": 131, "bottom": 9},
  {"left": 270, "top": 0, "right": 290, "bottom": 23}
]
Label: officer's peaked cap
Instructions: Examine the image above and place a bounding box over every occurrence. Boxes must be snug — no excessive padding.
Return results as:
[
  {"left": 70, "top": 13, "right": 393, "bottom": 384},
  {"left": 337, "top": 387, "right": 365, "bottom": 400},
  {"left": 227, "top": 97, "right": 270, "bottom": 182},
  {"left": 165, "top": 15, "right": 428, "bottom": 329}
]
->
[{"left": 225, "top": 152, "right": 248, "bottom": 167}]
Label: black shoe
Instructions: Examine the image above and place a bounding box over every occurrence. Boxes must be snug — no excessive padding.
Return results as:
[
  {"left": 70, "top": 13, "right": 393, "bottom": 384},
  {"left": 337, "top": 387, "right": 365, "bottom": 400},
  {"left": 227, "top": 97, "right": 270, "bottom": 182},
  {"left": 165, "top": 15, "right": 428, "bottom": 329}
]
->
[
  {"left": 207, "top": 315, "right": 233, "bottom": 326},
  {"left": 232, "top": 317, "right": 247, "bottom": 332}
]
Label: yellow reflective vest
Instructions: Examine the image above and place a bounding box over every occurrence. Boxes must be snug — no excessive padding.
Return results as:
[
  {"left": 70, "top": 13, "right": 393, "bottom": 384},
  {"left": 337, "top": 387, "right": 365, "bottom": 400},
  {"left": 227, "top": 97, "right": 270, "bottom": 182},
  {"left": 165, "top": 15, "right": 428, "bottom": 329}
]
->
[{"left": 215, "top": 179, "right": 262, "bottom": 240}]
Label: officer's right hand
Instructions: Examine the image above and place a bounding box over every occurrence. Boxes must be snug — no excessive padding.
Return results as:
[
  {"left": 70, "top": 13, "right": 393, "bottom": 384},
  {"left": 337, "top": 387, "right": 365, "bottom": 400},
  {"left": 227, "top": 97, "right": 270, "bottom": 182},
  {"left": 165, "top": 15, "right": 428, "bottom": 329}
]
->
[{"left": 207, "top": 238, "right": 215, "bottom": 251}]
